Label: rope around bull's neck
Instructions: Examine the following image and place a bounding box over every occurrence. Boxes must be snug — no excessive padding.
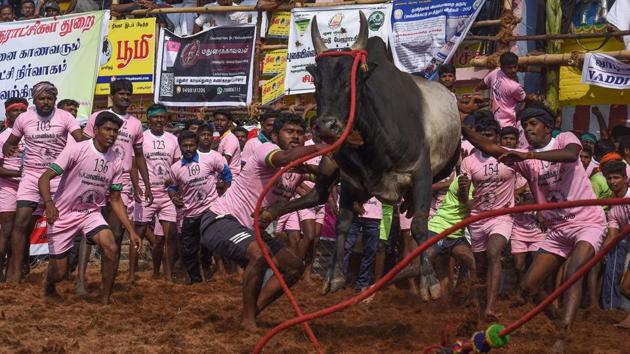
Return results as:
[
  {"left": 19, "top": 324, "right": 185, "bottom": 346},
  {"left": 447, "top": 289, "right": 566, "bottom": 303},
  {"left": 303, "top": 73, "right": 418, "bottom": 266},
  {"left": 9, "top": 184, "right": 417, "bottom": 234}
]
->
[{"left": 251, "top": 49, "right": 367, "bottom": 354}]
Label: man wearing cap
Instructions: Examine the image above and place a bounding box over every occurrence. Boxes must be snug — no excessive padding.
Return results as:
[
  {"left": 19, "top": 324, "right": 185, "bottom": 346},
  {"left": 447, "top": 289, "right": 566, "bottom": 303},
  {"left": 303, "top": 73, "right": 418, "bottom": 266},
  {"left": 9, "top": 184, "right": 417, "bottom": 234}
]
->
[
  {"left": 462, "top": 105, "right": 607, "bottom": 349},
  {"left": 2, "top": 81, "right": 88, "bottom": 283},
  {"left": 0, "top": 98, "right": 28, "bottom": 281},
  {"left": 43, "top": 1, "right": 60, "bottom": 16}
]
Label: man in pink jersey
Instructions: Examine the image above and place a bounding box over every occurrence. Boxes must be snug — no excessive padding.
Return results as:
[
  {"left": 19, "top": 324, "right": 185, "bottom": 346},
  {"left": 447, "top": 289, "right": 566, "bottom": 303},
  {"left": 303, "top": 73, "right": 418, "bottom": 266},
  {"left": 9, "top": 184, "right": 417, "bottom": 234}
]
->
[
  {"left": 200, "top": 113, "right": 323, "bottom": 330},
  {"left": 601, "top": 160, "right": 630, "bottom": 328},
  {"left": 213, "top": 111, "right": 241, "bottom": 178},
  {"left": 462, "top": 106, "right": 607, "bottom": 348},
  {"left": 169, "top": 130, "right": 231, "bottom": 284},
  {"left": 2, "top": 82, "right": 87, "bottom": 283},
  {"left": 460, "top": 118, "right": 516, "bottom": 321},
  {"left": 38, "top": 112, "right": 141, "bottom": 303},
  {"left": 477, "top": 52, "right": 526, "bottom": 146},
  {"left": 129, "top": 104, "right": 181, "bottom": 282},
  {"left": 0, "top": 98, "right": 27, "bottom": 281},
  {"left": 241, "top": 111, "right": 277, "bottom": 168},
  {"left": 80, "top": 80, "right": 152, "bottom": 291}
]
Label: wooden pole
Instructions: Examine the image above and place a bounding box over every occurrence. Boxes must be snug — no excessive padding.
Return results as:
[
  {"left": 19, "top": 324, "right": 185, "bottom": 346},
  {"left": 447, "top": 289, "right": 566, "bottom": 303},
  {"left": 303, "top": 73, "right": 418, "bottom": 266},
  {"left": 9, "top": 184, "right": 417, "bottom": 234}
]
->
[
  {"left": 470, "top": 50, "right": 630, "bottom": 67},
  {"left": 465, "top": 29, "right": 630, "bottom": 42},
  {"left": 251, "top": 12, "right": 264, "bottom": 106},
  {"left": 545, "top": 0, "right": 561, "bottom": 114},
  {"left": 261, "top": 44, "right": 287, "bottom": 51}
]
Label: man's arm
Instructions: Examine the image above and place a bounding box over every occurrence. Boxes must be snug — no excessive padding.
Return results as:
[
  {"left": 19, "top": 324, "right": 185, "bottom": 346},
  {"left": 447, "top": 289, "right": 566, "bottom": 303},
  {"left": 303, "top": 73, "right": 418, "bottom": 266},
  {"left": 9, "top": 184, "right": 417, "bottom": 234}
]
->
[
  {"left": 267, "top": 144, "right": 324, "bottom": 168},
  {"left": 71, "top": 129, "right": 90, "bottom": 143},
  {"left": 0, "top": 159, "right": 21, "bottom": 178},
  {"left": 260, "top": 155, "right": 339, "bottom": 222},
  {"left": 133, "top": 145, "right": 153, "bottom": 205},
  {"left": 38, "top": 169, "right": 60, "bottom": 224},
  {"left": 2, "top": 134, "right": 21, "bottom": 158},
  {"left": 110, "top": 190, "right": 142, "bottom": 249},
  {"left": 602, "top": 227, "right": 619, "bottom": 251},
  {"left": 461, "top": 125, "right": 507, "bottom": 159}
]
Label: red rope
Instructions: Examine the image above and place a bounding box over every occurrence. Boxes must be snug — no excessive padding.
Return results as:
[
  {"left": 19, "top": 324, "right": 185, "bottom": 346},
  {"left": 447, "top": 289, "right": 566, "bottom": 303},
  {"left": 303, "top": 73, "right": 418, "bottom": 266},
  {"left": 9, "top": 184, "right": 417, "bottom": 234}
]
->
[
  {"left": 254, "top": 198, "right": 630, "bottom": 352},
  {"left": 252, "top": 49, "right": 367, "bottom": 354}
]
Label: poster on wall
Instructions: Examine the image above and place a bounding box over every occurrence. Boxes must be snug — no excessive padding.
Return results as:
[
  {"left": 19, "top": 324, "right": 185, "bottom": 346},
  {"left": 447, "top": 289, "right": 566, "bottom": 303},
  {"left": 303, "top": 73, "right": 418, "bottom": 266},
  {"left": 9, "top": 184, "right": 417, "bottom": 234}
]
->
[
  {"left": 0, "top": 11, "right": 109, "bottom": 120},
  {"left": 155, "top": 26, "right": 256, "bottom": 107},
  {"left": 96, "top": 18, "right": 156, "bottom": 95},
  {"left": 390, "top": 0, "right": 486, "bottom": 77},
  {"left": 284, "top": 4, "right": 392, "bottom": 95}
]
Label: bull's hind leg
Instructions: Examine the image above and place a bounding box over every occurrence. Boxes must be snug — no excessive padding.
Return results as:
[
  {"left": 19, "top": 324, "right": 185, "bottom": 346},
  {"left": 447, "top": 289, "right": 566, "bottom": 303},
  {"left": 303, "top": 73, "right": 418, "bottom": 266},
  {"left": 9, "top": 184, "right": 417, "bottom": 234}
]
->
[{"left": 393, "top": 157, "right": 433, "bottom": 283}]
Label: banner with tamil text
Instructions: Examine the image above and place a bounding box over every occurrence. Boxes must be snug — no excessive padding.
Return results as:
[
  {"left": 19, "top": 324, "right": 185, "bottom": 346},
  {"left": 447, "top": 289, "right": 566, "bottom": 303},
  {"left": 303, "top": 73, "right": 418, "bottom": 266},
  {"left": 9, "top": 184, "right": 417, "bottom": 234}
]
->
[
  {"left": 390, "top": 0, "right": 485, "bottom": 77},
  {"left": 284, "top": 4, "right": 392, "bottom": 95},
  {"left": 0, "top": 11, "right": 109, "bottom": 120},
  {"left": 581, "top": 53, "right": 630, "bottom": 89},
  {"left": 155, "top": 26, "right": 256, "bottom": 107},
  {"left": 96, "top": 18, "right": 156, "bottom": 95}
]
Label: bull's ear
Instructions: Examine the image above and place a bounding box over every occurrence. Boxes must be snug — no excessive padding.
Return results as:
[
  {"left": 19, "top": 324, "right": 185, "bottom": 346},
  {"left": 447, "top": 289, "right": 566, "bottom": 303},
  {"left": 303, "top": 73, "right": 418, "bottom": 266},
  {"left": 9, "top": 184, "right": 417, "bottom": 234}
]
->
[{"left": 306, "top": 65, "right": 319, "bottom": 81}]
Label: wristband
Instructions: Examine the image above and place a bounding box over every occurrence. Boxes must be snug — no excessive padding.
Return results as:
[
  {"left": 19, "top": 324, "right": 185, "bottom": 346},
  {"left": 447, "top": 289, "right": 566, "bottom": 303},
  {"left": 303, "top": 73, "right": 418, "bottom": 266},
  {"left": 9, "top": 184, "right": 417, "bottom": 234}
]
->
[{"left": 527, "top": 151, "right": 535, "bottom": 160}]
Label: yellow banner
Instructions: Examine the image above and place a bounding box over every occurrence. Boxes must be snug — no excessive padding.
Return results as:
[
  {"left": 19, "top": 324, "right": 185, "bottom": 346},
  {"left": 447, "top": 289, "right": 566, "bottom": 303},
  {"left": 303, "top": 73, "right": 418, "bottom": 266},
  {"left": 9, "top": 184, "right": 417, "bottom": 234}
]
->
[
  {"left": 267, "top": 12, "right": 290, "bottom": 38},
  {"left": 262, "top": 49, "right": 287, "bottom": 76},
  {"left": 96, "top": 18, "right": 156, "bottom": 95},
  {"left": 559, "top": 37, "right": 630, "bottom": 106},
  {"left": 262, "top": 73, "right": 285, "bottom": 105}
]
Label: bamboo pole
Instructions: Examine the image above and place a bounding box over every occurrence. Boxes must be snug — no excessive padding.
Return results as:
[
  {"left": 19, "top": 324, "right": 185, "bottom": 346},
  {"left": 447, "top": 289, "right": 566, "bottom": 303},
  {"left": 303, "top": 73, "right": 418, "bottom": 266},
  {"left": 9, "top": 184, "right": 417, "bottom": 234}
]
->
[
  {"left": 251, "top": 12, "right": 264, "bottom": 105},
  {"left": 466, "top": 29, "right": 630, "bottom": 42},
  {"left": 545, "top": 0, "right": 562, "bottom": 113},
  {"left": 261, "top": 44, "right": 287, "bottom": 51},
  {"left": 470, "top": 50, "right": 630, "bottom": 67}
]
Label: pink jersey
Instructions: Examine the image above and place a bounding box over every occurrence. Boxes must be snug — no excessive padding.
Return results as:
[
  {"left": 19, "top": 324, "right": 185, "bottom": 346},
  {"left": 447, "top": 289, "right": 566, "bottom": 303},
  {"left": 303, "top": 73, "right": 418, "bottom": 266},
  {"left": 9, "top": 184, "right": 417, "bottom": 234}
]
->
[
  {"left": 10, "top": 108, "right": 79, "bottom": 173},
  {"left": 585, "top": 158, "right": 597, "bottom": 177},
  {"left": 483, "top": 68, "right": 526, "bottom": 128},
  {"left": 218, "top": 130, "right": 241, "bottom": 178},
  {"left": 170, "top": 151, "right": 228, "bottom": 218},
  {"left": 139, "top": 131, "right": 181, "bottom": 197},
  {"left": 0, "top": 128, "right": 25, "bottom": 184},
  {"left": 85, "top": 110, "right": 143, "bottom": 178},
  {"left": 211, "top": 142, "right": 303, "bottom": 228},
  {"left": 514, "top": 133, "right": 606, "bottom": 229},
  {"left": 512, "top": 175, "right": 546, "bottom": 242},
  {"left": 361, "top": 197, "right": 382, "bottom": 219},
  {"left": 49, "top": 140, "right": 124, "bottom": 214},
  {"left": 241, "top": 137, "right": 262, "bottom": 167},
  {"left": 608, "top": 189, "right": 630, "bottom": 230},
  {"left": 461, "top": 139, "right": 475, "bottom": 157},
  {"left": 461, "top": 150, "right": 516, "bottom": 214}
]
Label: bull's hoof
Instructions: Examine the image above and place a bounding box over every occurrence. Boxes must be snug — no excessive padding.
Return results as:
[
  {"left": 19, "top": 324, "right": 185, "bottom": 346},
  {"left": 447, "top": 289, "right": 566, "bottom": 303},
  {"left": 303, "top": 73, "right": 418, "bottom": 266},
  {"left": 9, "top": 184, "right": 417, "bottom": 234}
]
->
[{"left": 320, "top": 276, "right": 345, "bottom": 295}]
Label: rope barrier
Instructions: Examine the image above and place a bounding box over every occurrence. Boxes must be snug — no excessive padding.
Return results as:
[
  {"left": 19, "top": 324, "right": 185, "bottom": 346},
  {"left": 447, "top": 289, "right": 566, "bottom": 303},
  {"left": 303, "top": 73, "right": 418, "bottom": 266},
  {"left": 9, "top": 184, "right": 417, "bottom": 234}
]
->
[
  {"left": 251, "top": 49, "right": 368, "bottom": 353},
  {"left": 254, "top": 197, "right": 630, "bottom": 352}
]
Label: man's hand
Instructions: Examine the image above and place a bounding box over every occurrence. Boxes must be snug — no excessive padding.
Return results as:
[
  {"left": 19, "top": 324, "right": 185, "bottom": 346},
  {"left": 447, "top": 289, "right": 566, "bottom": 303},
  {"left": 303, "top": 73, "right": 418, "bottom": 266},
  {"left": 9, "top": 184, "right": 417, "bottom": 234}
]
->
[
  {"left": 169, "top": 192, "right": 184, "bottom": 208},
  {"left": 5, "top": 145, "right": 19, "bottom": 157},
  {"left": 536, "top": 211, "right": 548, "bottom": 233},
  {"left": 498, "top": 150, "right": 528, "bottom": 165},
  {"left": 458, "top": 174, "right": 470, "bottom": 191},
  {"left": 128, "top": 230, "right": 145, "bottom": 257},
  {"left": 45, "top": 200, "right": 59, "bottom": 224},
  {"left": 133, "top": 188, "right": 143, "bottom": 204},
  {"left": 259, "top": 205, "right": 281, "bottom": 224},
  {"left": 144, "top": 188, "right": 153, "bottom": 206}
]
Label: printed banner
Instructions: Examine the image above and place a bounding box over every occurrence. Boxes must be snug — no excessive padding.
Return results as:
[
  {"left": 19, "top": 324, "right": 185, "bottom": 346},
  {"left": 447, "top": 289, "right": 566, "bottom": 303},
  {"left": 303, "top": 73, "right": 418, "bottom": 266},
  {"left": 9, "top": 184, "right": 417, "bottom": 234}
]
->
[
  {"left": 390, "top": 0, "right": 486, "bottom": 77},
  {"left": 267, "top": 12, "right": 291, "bottom": 38},
  {"left": 262, "top": 49, "right": 287, "bottom": 75},
  {"left": 155, "top": 26, "right": 256, "bottom": 107},
  {"left": 262, "top": 72, "right": 285, "bottom": 104},
  {"left": 0, "top": 11, "right": 109, "bottom": 120},
  {"left": 284, "top": 4, "right": 392, "bottom": 95},
  {"left": 96, "top": 18, "right": 156, "bottom": 95},
  {"left": 581, "top": 53, "right": 630, "bottom": 89}
]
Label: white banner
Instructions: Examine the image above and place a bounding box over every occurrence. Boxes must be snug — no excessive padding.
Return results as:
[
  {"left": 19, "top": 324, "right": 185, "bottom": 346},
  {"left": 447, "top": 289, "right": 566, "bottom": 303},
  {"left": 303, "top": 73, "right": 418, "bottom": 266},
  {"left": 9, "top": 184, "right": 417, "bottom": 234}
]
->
[
  {"left": 390, "top": 0, "right": 485, "bottom": 77},
  {"left": 581, "top": 53, "right": 630, "bottom": 89},
  {"left": 284, "top": 4, "right": 392, "bottom": 95},
  {"left": 0, "top": 11, "right": 109, "bottom": 120}
]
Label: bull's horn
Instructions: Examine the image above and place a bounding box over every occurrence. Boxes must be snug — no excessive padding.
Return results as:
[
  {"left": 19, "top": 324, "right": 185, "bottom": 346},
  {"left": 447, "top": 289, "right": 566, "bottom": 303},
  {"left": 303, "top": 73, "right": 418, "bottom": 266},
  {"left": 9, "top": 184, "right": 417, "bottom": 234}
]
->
[
  {"left": 310, "top": 16, "right": 328, "bottom": 55},
  {"left": 351, "top": 11, "right": 368, "bottom": 51}
]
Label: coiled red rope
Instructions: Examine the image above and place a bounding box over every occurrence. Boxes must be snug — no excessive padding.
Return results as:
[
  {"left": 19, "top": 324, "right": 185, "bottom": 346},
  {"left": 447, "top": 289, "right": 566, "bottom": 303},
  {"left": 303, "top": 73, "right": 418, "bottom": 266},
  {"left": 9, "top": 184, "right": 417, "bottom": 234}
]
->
[
  {"left": 254, "top": 198, "right": 630, "bottom": 352},
  {"left": 252, "top": 49, "right": 367, "bottom": 353}
]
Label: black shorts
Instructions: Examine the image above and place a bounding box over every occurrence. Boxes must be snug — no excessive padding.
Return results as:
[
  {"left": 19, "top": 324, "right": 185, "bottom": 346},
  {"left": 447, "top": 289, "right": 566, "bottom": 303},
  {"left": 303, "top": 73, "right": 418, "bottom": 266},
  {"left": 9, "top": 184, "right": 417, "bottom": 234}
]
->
[
  {"left": 429, "top": 230, "right": 469, "bottom": 255},
  {"left": 200, "top": 211, "right": 285, "bottom": 267}
]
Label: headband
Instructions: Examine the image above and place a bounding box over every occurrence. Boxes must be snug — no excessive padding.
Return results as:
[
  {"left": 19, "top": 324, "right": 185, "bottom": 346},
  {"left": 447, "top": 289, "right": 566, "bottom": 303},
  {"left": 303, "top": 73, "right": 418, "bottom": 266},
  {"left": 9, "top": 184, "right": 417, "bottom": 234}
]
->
[
  {"left": 147, "top": 106, "right": 168, "bottom": 117},
  {"left": 5, "top": 102, "right": 27, "bottom": 112},
  {"left": 599, "top": 152, "right": 623, "bottom": 168}
]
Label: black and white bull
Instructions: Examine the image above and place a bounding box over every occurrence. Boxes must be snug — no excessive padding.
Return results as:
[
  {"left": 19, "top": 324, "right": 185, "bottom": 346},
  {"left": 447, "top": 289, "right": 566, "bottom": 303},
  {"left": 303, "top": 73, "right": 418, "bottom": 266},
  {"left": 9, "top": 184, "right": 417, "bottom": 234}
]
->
[{"left": 261, "top": 12, "right": 461, "bottom": 293}]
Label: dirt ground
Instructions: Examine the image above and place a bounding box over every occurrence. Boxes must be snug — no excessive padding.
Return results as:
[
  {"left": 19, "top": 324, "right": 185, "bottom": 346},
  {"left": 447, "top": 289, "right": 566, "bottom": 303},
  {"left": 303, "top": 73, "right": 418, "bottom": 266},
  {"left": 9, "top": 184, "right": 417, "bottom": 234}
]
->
[{"left": 0, "top": 262, "right": 628, "bottom": 354}]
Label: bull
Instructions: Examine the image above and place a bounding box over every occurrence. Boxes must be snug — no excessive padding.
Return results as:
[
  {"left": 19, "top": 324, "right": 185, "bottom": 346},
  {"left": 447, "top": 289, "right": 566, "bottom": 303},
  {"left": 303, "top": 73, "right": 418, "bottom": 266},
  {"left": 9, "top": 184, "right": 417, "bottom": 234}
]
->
[{"left": 261, "top": 12, "right": 461, "bottom": 293}]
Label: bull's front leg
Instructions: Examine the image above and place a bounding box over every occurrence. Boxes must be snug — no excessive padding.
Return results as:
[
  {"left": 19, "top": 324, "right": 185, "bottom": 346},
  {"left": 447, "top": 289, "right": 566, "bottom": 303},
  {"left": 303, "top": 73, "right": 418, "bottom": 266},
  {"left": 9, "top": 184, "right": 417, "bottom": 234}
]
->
[{"left": 393, "top": 155, "right": 432, "bottom": 284}]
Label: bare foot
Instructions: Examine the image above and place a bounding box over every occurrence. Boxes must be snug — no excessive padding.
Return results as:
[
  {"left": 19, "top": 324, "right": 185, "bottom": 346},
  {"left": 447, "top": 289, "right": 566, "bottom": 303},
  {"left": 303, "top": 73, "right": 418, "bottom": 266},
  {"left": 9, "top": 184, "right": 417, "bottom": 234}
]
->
[
  {"left": 76, "top": 285, "right": 89, "bottom": 297},
  {"left": 614, "top": 315, "right": 630, "bottom": 329},
  {"left": 44, "top": 282, "right": 64, "bottom": 302},
  {"left": 484, "top": 310, "right": 502, "bottom": 323},
  {"left": 241, "top": 319, "right": 258, "bottom": 331},
  {"left": 127, "top": 274, "right": 136, "bottom": 284},
  {"left": 551, "top": 339, "right": 566, "bottom": 353},
  {"left": 101, "top": 294, "right": 111, "bottom": 305}
]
